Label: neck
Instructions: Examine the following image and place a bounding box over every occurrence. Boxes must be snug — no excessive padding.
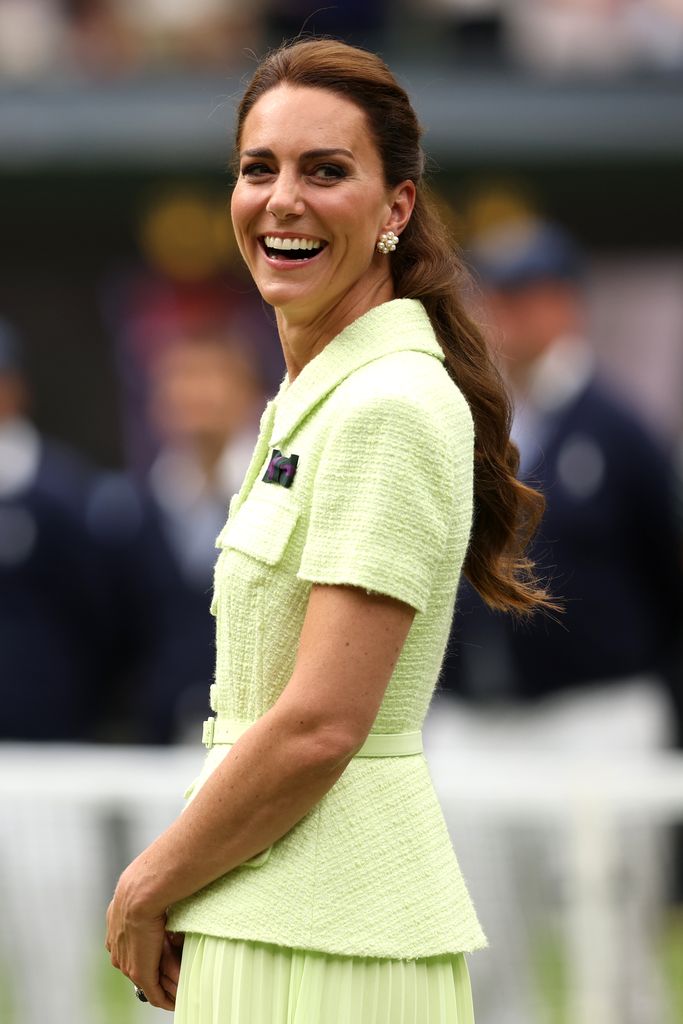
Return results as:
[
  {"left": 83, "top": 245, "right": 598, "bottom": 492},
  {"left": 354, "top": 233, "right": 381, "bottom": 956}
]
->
[
  {"left": 275, "top": 273, "right": 395, "bottom": 383},
  {"left": 505, "top": 333, "right": 593, "bottom": 412},
  {"left": 187, "top": 435, "right": 230, "bottom": 483}
]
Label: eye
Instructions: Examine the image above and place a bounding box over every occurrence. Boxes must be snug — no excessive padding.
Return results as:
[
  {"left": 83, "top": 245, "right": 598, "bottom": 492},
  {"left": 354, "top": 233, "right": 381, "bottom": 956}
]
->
[
  {"left": 310, "top": 164, "right": 346, "bottom": 181},
  {"left": 241, "top": 162, "right": 273, "bottom": 179}
]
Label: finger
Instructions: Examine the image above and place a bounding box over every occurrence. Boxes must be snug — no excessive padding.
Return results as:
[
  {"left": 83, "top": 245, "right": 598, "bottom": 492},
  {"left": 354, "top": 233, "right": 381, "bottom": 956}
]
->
[
  {"left": 161, "top": 973, "right": 178, "bottom": 999},
  {"left": 134, "top": 979, "right": 175, "bottom": 1012},
  {"left": 160, "top": 936, "right": 182, "bottom": 984}
]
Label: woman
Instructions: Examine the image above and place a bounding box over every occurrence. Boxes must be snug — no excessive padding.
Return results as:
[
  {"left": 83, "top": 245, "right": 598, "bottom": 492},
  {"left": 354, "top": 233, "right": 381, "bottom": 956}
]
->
[{"left": 106, "top": 37, "right": 553, "bottom": 1022}]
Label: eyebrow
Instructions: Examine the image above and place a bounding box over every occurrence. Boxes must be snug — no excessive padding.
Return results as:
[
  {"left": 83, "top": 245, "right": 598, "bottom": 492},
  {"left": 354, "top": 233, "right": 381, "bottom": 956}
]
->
[{"left": 240, "top": 147, "right": 355, "bottom": 160}]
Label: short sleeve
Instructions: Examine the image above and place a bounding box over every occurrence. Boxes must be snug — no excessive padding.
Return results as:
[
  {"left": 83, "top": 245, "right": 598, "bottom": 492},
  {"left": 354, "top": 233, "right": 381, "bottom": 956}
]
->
[{"left": 297, "top": 393, "right": 458, "bottom": 613}]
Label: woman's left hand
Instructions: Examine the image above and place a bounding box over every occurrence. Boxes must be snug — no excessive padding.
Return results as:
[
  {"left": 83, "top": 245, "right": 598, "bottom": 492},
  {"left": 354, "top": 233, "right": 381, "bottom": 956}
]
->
[{"left": 105, "top": 865, "right": 176, "bottom": 1011}]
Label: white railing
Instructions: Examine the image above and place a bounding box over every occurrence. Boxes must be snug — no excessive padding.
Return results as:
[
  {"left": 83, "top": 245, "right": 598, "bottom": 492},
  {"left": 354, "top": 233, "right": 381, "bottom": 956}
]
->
[
  {"left": 428, "top": 748, "right": 683, "bottom": 1024},
  {"left": 1, "top": 744, "right": 683, "bottom": 1024}
]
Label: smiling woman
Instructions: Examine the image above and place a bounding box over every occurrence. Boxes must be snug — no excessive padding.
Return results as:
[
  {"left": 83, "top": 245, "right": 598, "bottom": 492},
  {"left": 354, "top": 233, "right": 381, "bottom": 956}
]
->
[{"left": 105, "top": 37, "right": 554, "bottom": 1024}]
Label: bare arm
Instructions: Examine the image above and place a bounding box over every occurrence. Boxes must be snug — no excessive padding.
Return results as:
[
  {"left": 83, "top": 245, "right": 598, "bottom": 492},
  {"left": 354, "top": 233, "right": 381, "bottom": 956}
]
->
[{"left": 106, "top": 584, "right": 415, "bottom": 1006}]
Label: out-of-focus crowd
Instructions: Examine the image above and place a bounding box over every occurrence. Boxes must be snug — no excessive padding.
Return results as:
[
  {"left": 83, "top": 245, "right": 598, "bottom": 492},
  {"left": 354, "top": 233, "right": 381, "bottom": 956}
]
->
[
  {"left": 4, "top": 207, "right": 683, "bottom": 1024},
  {"left": 0, "top": 287, "right": 282, "bottom": 745},
  {"left": 1, "top": 207, "right": 682, "bottom": 757},
  {"left": 1, "top": 0, "right": 683, "bottom": 80},
  {"left": 1, "top": 186, "right": 682, "bottom": 1024}
]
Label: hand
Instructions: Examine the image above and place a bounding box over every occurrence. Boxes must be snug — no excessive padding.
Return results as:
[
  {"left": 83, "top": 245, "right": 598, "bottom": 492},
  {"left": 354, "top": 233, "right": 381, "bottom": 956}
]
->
[{"left": 105, "top": 867, "right": 175, "bottom": 1011}]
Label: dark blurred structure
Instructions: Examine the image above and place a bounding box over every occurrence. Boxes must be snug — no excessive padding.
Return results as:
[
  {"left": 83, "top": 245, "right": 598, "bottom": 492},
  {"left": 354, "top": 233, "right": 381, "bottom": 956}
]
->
[{"left": 0, "top": 317, "right": 112, "bottom": 740}]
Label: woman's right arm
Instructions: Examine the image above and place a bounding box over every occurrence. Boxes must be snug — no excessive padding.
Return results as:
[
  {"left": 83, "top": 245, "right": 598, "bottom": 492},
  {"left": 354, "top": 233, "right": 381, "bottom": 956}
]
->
[{"left": 107, "top": 583, "right": 415, "bottom": 1005}]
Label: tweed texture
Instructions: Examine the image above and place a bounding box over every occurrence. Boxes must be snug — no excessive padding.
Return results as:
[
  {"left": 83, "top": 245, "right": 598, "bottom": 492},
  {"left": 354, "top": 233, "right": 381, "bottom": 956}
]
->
[{"left": 168, "top": 299, "right": 488, "bottom": 958}]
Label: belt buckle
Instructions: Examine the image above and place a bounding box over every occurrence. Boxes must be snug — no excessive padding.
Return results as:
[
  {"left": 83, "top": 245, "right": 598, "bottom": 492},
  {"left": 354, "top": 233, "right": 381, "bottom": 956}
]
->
[{"left": 202, "top": 716, "right": 216, "bottom": 748}]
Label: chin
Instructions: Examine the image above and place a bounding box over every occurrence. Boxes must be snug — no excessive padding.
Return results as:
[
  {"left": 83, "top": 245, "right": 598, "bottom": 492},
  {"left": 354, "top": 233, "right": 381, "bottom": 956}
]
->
[{"left": 255, "top": 278, "right": 320, "bottom": 313}]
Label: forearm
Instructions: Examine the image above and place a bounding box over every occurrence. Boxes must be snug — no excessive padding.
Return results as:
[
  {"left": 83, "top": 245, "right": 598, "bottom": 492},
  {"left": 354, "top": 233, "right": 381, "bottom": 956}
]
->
[
  {"left": 119, "top": 707, "right": 352, "bottom": 914},
  {"left": 116, "top": 585, "right": 414, "bottom": 917}
]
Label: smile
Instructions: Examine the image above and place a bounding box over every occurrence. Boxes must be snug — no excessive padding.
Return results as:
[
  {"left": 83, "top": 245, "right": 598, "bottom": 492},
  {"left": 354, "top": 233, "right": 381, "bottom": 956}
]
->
[{"left": 258, "top": 235, "right": 328, "bottom": 264}]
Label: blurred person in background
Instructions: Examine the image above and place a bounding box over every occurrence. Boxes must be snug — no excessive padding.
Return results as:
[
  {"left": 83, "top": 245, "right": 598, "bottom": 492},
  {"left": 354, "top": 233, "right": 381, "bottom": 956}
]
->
[
  {"left": 0, "top": 316, "right": 111, "bottom": 740},
  {"left": 85, "top": 318, "right": 269, "bottom": 745},
  {"left": 425, "top": 217, "right": 683, "bottom": 1024},
  {"left": 0, "top": 315, "right": 112, "bottom": 1024},
  {"left": 131, "top": 323, "right": 266, "bottom": 743}
]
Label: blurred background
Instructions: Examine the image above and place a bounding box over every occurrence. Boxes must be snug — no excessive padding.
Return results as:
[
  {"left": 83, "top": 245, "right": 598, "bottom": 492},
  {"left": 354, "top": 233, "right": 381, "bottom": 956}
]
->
[{"left": 1, "top": 2, "right": 683, "bottom": 1023}]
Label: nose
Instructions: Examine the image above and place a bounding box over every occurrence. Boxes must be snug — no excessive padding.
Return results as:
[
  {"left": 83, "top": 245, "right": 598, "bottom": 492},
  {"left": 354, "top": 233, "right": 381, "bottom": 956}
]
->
[{"left": 265, "top": 169, "right": 305, "bottom": 221}]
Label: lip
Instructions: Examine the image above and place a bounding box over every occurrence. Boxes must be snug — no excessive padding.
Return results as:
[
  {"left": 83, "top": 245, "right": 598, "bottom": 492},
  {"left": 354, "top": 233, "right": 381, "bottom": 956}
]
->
[
  {"left": 257, "top": 233, "right": 328, "bottom": 270},
  {"left": 259, "top": 232, "right": 326, "bottom": 242}
]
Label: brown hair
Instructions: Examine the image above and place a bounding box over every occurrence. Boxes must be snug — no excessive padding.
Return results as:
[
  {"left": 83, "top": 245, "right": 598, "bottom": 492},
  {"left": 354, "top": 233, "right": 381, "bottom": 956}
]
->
[{"left": 235, "top": 38, "right": 557, "bottom": 615}]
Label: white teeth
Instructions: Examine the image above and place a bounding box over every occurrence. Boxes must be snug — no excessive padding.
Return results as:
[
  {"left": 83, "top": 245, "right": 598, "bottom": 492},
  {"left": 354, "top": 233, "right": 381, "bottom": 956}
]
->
[{"left": 264, "top": 236, "right": 322, "bottom": 251}]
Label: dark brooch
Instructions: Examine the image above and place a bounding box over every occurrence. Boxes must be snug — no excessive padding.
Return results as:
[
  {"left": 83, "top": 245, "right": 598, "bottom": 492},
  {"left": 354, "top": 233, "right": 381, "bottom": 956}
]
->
[{"left": 263, "top": 449, "right": 299, "bottom": 488}]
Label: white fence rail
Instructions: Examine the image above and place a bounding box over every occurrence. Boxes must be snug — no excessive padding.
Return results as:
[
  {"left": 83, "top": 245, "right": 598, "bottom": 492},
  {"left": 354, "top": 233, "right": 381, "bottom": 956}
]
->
[
  {"left": 1, "top": 744, "right": 683, "bottom": 1024},
  {"left": 427, "top": 748, "right": 683, "bottom": 1024}
]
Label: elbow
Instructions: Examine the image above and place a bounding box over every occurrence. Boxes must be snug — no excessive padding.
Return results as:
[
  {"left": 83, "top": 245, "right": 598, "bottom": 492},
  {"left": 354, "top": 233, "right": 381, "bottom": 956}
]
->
[{"left": 298, "top": 723, "right": 364, "bottom": 773}]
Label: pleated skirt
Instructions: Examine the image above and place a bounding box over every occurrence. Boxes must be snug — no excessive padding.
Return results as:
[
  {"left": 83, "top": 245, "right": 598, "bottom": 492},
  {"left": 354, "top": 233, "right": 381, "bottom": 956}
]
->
[{"left": 174, "top": 933, "right": 475, "bottom": 1024}]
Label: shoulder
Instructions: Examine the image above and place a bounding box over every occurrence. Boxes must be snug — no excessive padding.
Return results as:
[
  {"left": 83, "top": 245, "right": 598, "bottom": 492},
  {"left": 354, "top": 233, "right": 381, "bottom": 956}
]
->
[{"left": 327, "top": 350, "right": 473, "bottom": 451}]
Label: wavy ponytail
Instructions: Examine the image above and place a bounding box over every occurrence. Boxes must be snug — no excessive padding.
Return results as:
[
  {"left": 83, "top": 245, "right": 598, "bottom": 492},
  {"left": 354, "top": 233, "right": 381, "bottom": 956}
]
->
[
  {"left": 236, "top": 38, "right": 558, "bottom": 615},
  {"left": 393, "top": 187, "right": 553, "bottom": 612}
]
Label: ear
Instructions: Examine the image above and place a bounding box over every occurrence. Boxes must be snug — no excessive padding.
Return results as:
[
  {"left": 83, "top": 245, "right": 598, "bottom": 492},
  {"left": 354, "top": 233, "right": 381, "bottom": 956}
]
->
[{"left": 382, "top": 180, "right": 416, "bottom": 238}]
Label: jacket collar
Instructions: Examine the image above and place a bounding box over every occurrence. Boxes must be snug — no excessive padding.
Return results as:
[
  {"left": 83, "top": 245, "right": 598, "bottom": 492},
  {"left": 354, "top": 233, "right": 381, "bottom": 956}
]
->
[{"left": 270, "top": 299, "right": 444, "bottom": 446}]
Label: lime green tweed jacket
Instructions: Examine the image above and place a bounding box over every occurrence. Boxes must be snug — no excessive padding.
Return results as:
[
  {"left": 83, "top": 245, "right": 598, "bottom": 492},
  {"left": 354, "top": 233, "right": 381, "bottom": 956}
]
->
[{"left": 167, "top": 298, "right": 488, "bottom": 959}]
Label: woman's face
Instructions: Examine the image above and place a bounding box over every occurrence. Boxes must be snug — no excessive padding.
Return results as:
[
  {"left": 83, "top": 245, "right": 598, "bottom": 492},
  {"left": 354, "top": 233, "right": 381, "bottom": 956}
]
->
[{"left": 231, "top": 84, "right": 407, "bottom": 323}]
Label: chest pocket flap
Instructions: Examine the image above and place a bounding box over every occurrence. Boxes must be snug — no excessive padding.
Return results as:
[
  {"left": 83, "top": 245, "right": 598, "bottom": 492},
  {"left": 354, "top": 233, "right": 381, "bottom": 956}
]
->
[{"left": 216, "top": 492, "right": 299, "bottom": 565}]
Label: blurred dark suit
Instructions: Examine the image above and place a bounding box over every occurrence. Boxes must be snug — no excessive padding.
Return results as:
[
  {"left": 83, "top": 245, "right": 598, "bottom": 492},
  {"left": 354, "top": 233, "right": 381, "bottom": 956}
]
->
[
  {"left": 442, "top": 373, "right": 682, "bottom": 709},
  {"left": 94, "top": 475, "right": 222, "bottom": 746},
  {"left": 90, "top": 429, "right": 255, "bottom": 745},
  {"left": 0, "top": 425, "right": 111, "bottom": 740}
]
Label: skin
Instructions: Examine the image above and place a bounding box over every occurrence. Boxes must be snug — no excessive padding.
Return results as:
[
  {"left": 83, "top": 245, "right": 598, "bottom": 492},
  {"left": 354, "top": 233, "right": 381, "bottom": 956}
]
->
[
  {"left": 0, "top": 372, "right": 27, "bottom": 422},
  {"left": 486, "top": 279, "right": 584, "bottom": 393},
  {"left": 148, "top": 336, "right": 263, "bottom": 479},
  {"left": 106, "top": 84, "right": 418, "bottom": 1009}
]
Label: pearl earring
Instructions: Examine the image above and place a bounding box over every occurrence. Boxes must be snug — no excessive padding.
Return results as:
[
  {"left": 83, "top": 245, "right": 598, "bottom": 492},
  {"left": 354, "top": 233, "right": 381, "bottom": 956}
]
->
[{"left": 376, "top": 230, "right": 399, "bottom": 254}]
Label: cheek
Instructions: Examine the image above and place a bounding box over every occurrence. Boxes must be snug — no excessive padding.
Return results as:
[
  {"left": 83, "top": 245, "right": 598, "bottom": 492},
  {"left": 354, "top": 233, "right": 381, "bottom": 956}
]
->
[
  {"left": 330, "top": 191, "right": 382, "bottom": 239},
  {"left": 230, "top": 185, "right": 254, "bottom": 242},
  {"left": 334, "top": 208, "right": 381, "bottom": 266}
]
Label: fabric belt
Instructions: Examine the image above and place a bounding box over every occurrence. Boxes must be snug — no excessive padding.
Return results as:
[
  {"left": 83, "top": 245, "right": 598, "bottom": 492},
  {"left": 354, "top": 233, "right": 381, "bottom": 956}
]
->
[{"left": 201, "top": 717, "right": 423, "bottom": 757}]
